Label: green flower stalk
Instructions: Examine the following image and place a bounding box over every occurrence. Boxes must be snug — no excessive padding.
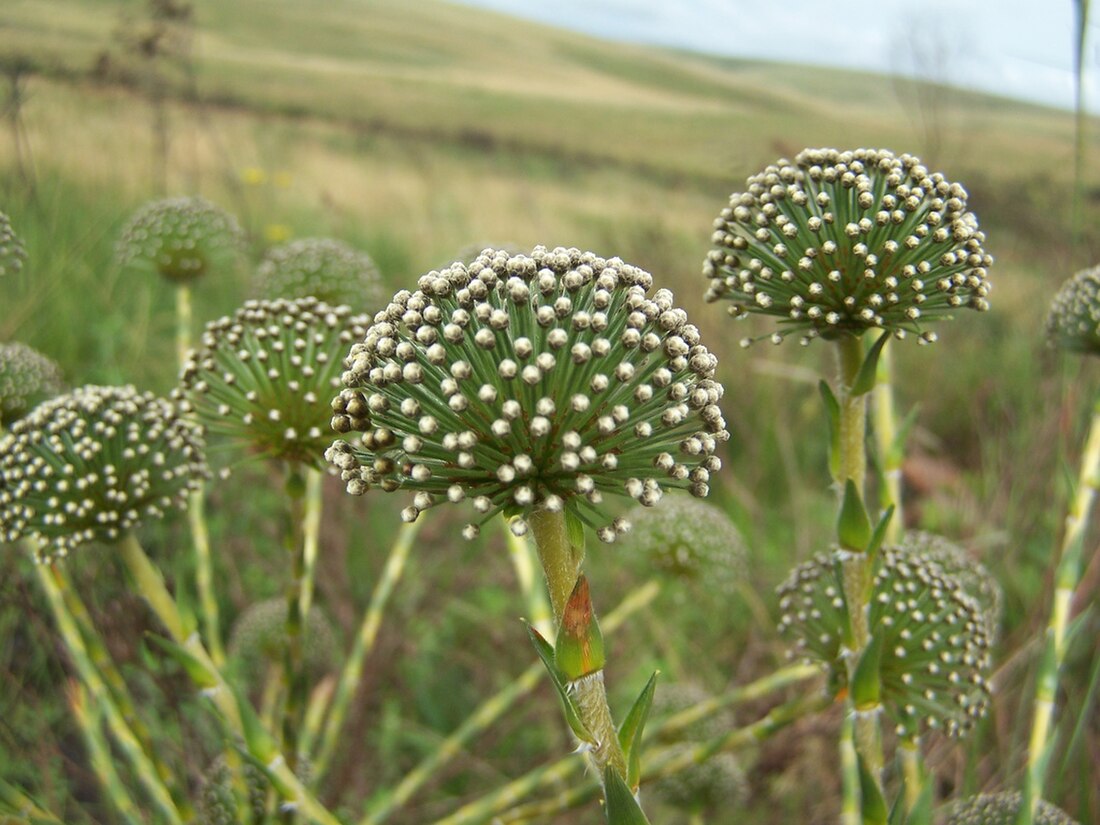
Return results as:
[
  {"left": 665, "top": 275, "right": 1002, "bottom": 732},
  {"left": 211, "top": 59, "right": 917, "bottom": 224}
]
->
[
  {"left": 0, "top": 209, "right": 27, "bottom": 277},
  {"left": 255, "top": 237, "right": 386, "bottom": 311},
  {"left": 0, "top": 342, "right": 64, "bottom": 426},
  {"left": 777, "top": 546, "right": 993, "bottom": 738},
  {"left": 328, "top": 245, "right": 729, "bottom": 809},
  {"left": 178, "top": 297, "right": 371, "bottom": 467},
  {"left": 703, "top": 147, "right": 992, "bottom": 347},
  {"left": 116, "top": 196, "right": 244, "bottom": 285},
  {"left": 944, "top": 792, "right": 1079, "bottom": 825},
  {"left": 0, "top": 385, "right": 207, "bottom": 559}
]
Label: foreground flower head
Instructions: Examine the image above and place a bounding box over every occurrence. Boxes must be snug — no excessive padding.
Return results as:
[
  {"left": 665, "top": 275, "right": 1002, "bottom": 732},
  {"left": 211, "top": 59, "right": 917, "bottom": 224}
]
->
[
  {"left": 618, "top": 498, "right": 746, "bottom": 595},
  {"left": 327, "top": 246, "right": 729, "bottom": 542},
  {"left": 254, "top": 237, "right": 385, "bottom": 311},
  {"left": 944, "top": 792, "right": 1079, "bottom": 825},
  {"left": 1045, "top": 264, "right": 1100, "bottom": 355},
  {"left": 0, "top": 342, "right": 64, "bottom": 422},
  {"left": 117, "top": 196, "right": 244, "bottom": 284},
  {"left": 0, "top": 210, "right": 27, "bottom": 277},
  {"left": 703, "top": 148, "right": 992, "bottom": 345},
  {"left": 902, "top": 530, "right": 1002, "bottom": 640},
  {"left": 0, "top": 385, "right": 207, "bottom": 559},
  {"left": 777, "top": 546, "right": 993, "bottom": 737},
  {"left": 177, "top": 298, "right": 370, "bottom": 467}
]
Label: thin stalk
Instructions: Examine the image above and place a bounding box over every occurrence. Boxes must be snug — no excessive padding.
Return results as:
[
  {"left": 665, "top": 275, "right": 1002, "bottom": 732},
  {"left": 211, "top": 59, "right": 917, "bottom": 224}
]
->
[
  {"left": 68, "top": 681, "right": 144, "bottom": 825},
  {"left": 116, "top": 532, "right": 342, "bottom": 825},
  {"left": 873, "top": 341, "right": 904, "bottom": 546},
  {"left": 178, "top": 282, "right": 226, "bottom": 667},
  {"left": 430, "top": 657, "right": 812, "bottom": 825},
  {"left": 33, "top": 561, "right": 183, "bottom": 825},
  {"left": 834, "top": 333, "right": 887, "bottom": 817},
  {"left": 0, "top": 778, "right": 66, "bottom": 823},
  {"left": 839, "top": 713, "right": 861, "bottom": 825},
  {"left": 898, "top": 738, "right": 925, "bottom": 815},
  {"left": 1070, "top": 0, "right": 1091, "bottom": 252},
  {"left": 52, "top": 563, "right": 193, "bottom": 818},
  {"left": 1020, "top": 395, "right": 1100, "bottom": 824},
  {"left": 300, "top": 467, "right": 324, "bottom": 618},
  {"left": 502, "top": 516, "right": 554, "bottom": 637},
  {"left": 312, "top": 519, "right": 423, "bottom": 779},
  {"left": 282, "top": 464, "right": 308, "bottom": 778},
  {"left": 360, "top": 580, "right": 660, "bottom": 825}
]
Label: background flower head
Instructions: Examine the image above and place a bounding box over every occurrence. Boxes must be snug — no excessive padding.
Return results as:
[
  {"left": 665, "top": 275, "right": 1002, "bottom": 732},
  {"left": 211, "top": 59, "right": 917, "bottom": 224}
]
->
[
  {"left": 254, "top": 237, "right": 385, "bottom": 312},
  {"left": 0, "top": 342, "right": 64, "bottom": 423},
  {"left": 0, "top": 210, "right": 27, "bottom": 277},
  {"left": 1045, "top": 264, "right": 1100, "bottom": 355}
]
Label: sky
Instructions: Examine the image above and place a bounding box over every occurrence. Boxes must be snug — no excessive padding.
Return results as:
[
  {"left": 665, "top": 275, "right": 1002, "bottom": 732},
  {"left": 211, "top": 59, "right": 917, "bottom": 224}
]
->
[{"left": 452, "top": 0, "right": 1094, "bottom": 111}]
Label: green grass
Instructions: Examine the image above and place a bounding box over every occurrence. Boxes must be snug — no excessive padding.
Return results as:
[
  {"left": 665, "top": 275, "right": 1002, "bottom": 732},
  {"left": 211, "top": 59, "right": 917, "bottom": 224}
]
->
[{"left": 1, "top": 0, "right": 1099, "bottom": 822}]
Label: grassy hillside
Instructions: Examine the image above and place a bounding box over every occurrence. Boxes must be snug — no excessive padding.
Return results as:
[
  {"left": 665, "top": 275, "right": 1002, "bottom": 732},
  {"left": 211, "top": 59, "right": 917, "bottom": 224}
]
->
[{"left": 1, "top": 1, "right": 1098, "bottom": 822}]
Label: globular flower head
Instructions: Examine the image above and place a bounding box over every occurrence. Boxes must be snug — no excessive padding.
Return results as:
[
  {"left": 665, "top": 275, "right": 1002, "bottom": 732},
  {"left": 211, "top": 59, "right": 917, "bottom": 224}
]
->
[
  {"left": 327, "top": 246, "right": 729, "bottom": 542},
  {"left": 0, "top": 385, "right": 208, "bottom": 560},
  {"left": 254, "top": 237, "right": 385, "bottom": 311},
  {"left": 199, "top": 754, "right": 314, "bottom": 825},
  {"left": 0, "top": 210, "right": 27, "bottom": 277},
  {"left": 703, "top": 148, "right": 992, "bottom": 346},
  {"left": 617, "top": 498, "right": 746, "bottom": 595},
  {"left": 776, "top": 546, "right": 993, "bottom": 737},
  {"left": 227, "top": 597, "right": 337, "bottom": 688},
  {"left": 0, "top": 342, "right": 64, "bottom": 422},
  {"left": 902, "top": 531, "right": 1002, "bottom": 641},
  {"left": 117, "top": 196, "right": 244, "bottom": 284},
  {"left": 1045, "top": 265, "right": 1100, "bottom": 355},
  {"left": 177, "top": 298, "right": 370, "bottom": 467},
  {"left": 944, "top": 792, "right": 1079, "bottom": 825},
  {"left": 650, "top": 682, "right": 748, "bottom": 812}
]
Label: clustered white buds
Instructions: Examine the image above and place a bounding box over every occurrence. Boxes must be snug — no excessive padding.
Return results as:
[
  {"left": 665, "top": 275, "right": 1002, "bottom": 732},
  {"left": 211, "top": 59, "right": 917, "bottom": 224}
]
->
[
  {"left": 0, "top": 342, "right": 64, "bottom": 422},
  {"left": 254, "top": 237, "right": 385, "bottom": 312},
  {"left": 327, "top": 246, "right": 730, "bottom": 542},
  {"left": 944, "top": 792, "right": 1079, "bottom": 825},
  {"left": 0, "top": 385, "right": 208, "bottom": 560},
  {"left": 1046, "top": 264, "right": 1100, "bottom": 355},
  {"left": 0, "top": 210, "right": 27, "bottom": 277},
  {"left": 703, "top": 148, "right": 992, "bottom": 345}
]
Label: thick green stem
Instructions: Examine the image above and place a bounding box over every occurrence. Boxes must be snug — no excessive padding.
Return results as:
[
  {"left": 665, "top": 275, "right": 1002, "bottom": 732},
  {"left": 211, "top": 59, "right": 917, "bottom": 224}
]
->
[
  {"left": 300, "top": 468, "right": 324, "bottom": 619},
  {"left": 282, "top": 465, "right": 308, "bottom": 779},
  {"left": 839, "top": 713, "right": 861, "bottom": 825},
  {"left": 313, "top": 519, "right": 423, "bottom": 779},
  {"left": 898, "top": 738, "right": 925, "bottom": 815},
  {"left": 502, "top": 516, "right": 554, "bottom": 637},
  {"left": 527, "top": 509, "right": 584, "bottom": 623},
  {"left": 1020, "top": 396, "right": 1100, "bottom": 824},
  {"left": 116, "top": 533, "right": 342, "bottom": 825},
  {"left": 874, "top": 341, "right": 904, "bottom": 545}
]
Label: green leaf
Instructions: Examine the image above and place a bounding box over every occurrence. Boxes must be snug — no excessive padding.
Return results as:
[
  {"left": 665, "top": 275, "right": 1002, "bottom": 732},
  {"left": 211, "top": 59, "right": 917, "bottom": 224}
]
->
[
  {"left": 888, "top": 405, "right": 921, "bottom": 467},
  {"left": 907, "top": 773, "right": 934, "bottom": 825},
  {"left": 618, "top": 671, "right": 659, "bottom": 789},
  {"left": 145, "top": 633, "right": 218, "bottom": 690},
  {"left": 603, "top": 766, "right": 652, "bottom": 825},
  {"left": 565, "top": 508, "right": 587, "bottom": 556},
  {"left": 526, "top": 623, "right": 596, "bottom": 744},
  {"left": 838, "top": 479, "right": 872, "bottom": 552},
  {"left": 820, "top": 380, "right": 841, "bottom": 479},
  {"left": 231, "top": 679, "right": 281, "bottom": 764},
  {"left": 858, "top": 754, "right": 889, "bottom": 825},
  {"left": 851, "top": 331, "right": 890, "bottom": 397},
  {"left": 851, "top": 634, "right": 884, "bottom": 710},
  {"left": 866, "top": 505, "right": 896, "bottom": 564}
]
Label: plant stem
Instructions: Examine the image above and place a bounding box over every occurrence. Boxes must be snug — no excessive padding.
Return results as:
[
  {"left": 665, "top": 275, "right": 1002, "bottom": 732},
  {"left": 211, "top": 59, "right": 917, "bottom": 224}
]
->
[
  {"left": 361, "top": 580, "right": 661, "bottom": 825},
  {"left": 68, "top": 681, "right": 145, "bottom": 825},
  {"left": 839, "top": 712, "right": 861, "bottom": 825},
  {"left": 898, "top": 738, "right": 924, "bottom": 814},
  {"left": 34, "top": 560, "right": 182, "bottom": 825},
  {"left": 312, "top": 519, "right": 423, "bottom": 779},
  {"left": 873, "top": 341, "right": 904, "bottom": 546},
  {"left": 116, "top": 532, "right": 342, "bottom": 825},
  {"left": 282, "top": 464, "right": 308, "bottom": 779},
  {"left": 300, "top": 467, "right": 324, "bottom": 619},
  {"left": 527, "top": 509, "right": 584, "bottom": 623},
  {"left": 1020, "top": 394, "right": 1100, "bottom": 824},
  {"left": 502, "top": 516, "right": 554, "bottom": 637}
]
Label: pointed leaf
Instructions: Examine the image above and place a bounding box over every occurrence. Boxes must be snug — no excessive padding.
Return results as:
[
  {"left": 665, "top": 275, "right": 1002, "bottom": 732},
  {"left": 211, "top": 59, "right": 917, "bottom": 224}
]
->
[
  {"left": 851, "top": 634, "right": 884, "bottom": 710},
  {"left": 618, "top": 671, "right": 659, "bottom": 789},
  {"left": 603, "top": 766, "right": 652, "bottom": 825},
  {"left": 526, "top": 623, "right": 596, "bottom": 744},
  {"left": 145, "top": 633, "right": 218, "bottom": 690},
  {"left": 555, "top": 576, "right": 605, "bottom": 681},
  {"left": 820, "top": 380, "right": 841, "bottom": 478},
  {"left": 888, "top": 405, "right": 921, "bottom": 466},
  {"left": 866, "top": 505, "right": 895, "bottom": 564},
  {"left": 852, "top": 331, "right": 890, "bottom": 397},
  {"left": 838, "top": 479, "right": 872, "bottom": 552},
  {"left": 226, "top": 678, "right": 280, "bottom": 764},
  {"left": 858, "top": 754, "right": 888, "bottom": 825}
]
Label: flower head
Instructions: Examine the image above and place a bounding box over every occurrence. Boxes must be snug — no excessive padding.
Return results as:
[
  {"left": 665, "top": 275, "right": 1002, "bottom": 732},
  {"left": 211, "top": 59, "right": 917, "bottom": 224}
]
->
[
  {"left": 254, "top": 237, "right": 385, "bottom": 311},
  {"left": 0, "top": 210, "right": 27, "bottom": 277},
  {"left": 944, "top": 792, "right": 1079, "bottom": 825},
  {"left": 703, "top": 148, "right": 992, "bottom": 345},
  {"left": 0, "top": 342, "right": 64, "bottom": 422},
  {"left": 777, "top": 546, "right": 993, "bottom": 737},
  {"left": 327, "top": 246, "right": 729, "bottom": 542},
  {"left": 228, "top": 597, "right": 336, "bottom": 688},
  {"left": 902, "top": 531, "right": 1002, "bottom": 641},
  {"left": 177, "top": 298, "right": 370, "bottom": 467},
  {"left": 617, "top": 498, "right": 746, "bottom": 594},
  {"left": 117, "top": 196, "right": 244, "bottom": 284},
  {"left": 0, "top": 385, "right": 208, "bottom": 560},
  {"left": 1045, "top": 264, "right": 1100, "bottom": 355}
]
